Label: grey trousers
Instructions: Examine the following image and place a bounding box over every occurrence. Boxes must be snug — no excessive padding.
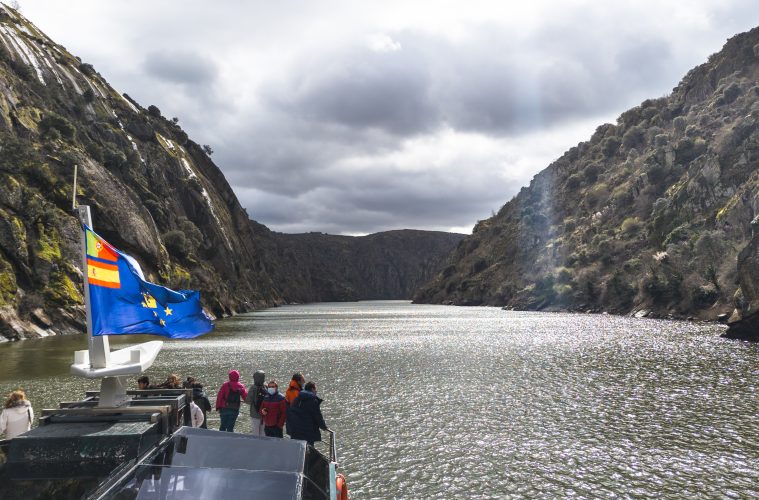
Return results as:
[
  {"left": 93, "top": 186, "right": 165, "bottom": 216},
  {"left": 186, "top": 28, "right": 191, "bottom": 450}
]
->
[{"left": 250, "top": 416, "right": 264, "bottom": 436}]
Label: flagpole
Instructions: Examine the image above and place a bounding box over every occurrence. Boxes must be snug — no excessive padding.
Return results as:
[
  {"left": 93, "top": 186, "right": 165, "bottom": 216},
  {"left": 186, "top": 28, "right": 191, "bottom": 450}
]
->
[{"left": 76, "top": 204, "right": 110, "bottom": 368}]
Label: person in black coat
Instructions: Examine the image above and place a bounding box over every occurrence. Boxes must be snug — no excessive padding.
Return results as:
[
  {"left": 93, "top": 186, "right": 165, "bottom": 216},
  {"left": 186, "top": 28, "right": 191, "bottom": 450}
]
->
[
  {"left": 191, "top": 384, "right": 212, "bottom": 429},
  {"left": 286, "top": 381, "right": 329, "bottom": 446}
]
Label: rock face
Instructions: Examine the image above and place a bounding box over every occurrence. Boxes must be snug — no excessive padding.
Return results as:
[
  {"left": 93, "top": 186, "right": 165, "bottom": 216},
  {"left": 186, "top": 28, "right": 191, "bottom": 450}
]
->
[
  {"left": 0, "top": 6, "right": 462, "bottom": 340},
  {"left": 724, "top": 218, "right": 759, "bottom": 339},
  {"left": 264, "top": 229, "right": 465, "bottom": 302},
  {"left": 415, "top": 26, "right": 759, "bottom": 329}
]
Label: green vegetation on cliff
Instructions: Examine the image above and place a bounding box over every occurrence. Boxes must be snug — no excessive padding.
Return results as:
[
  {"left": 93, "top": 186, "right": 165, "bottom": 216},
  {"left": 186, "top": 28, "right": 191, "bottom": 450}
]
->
[{"left": 415, "top": 27, "right": 759, "bottom": 324}]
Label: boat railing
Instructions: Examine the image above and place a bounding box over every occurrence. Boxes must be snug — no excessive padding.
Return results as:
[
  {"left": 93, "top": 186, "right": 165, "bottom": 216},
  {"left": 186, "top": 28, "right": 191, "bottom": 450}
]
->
[{"left": 327, "top": 429, "right": 338, "bottom": 466}]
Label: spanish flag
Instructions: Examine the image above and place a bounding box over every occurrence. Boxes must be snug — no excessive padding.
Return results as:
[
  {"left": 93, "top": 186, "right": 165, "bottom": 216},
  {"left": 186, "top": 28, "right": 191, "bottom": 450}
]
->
[{"left": 83, "top": 225, "right": 214, "bottom": 339}]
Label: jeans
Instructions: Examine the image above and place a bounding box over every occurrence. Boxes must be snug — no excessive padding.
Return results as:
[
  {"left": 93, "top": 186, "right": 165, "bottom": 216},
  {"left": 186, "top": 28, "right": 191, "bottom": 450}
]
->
[
  {"left": 219, "top": 408, "right": 239, "bottom": 432},
  {"left": 264, "top": 426, "right": 283, "bottom": 438}
]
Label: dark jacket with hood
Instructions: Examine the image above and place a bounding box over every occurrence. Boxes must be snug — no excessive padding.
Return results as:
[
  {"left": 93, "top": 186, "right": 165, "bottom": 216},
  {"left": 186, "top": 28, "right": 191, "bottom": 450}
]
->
[
  {"left": 192, "top": 386, "right": 212, "bottom": 429},
  {"left": 244, "top": 370, "right": 267, "bottom": 418},
  {"left": 286, "top": 390, "right": 327, "bottom": 443}
]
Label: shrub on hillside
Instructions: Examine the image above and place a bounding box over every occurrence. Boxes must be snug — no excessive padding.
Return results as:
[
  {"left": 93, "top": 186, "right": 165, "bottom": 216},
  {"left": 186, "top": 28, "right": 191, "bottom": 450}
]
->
[
  {"left": 38, "top": 113, "right": 75, "bottom": 141},
  {"left": 722, "top": 82, "right": 742, "bottom": 104},
  {"left": 602, "top": 137, "right": 621, "bottom": 157},
  {"left": 565, "top": 173, "right": 582, "bottom": 190},
  {"left": 673, "top": 116, "right": 686, "bottom": 133},
  {"left": 78, "top": 62, "right": 95, "bottom": 76},
  {"left": 620, "top": 217, "right": 643, "bottom": 235},
  {"left": 622, "top": 125, "right": 645, "bottom": 149},
  {"left": 163, "top": 230, "right": 189, "bottom": 258}
]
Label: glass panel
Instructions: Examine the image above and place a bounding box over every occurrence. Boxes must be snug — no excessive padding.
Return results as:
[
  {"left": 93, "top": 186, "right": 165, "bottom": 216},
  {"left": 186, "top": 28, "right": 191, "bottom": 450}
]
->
[
  {"left": 166, "top": 427, "right": 307, "bottom": 473},
  {"left": 303, "top": 446, "right": 330, "bottom": 494},
  {"left": 114, "top": 465, "right": 302, "bottom": 499}
]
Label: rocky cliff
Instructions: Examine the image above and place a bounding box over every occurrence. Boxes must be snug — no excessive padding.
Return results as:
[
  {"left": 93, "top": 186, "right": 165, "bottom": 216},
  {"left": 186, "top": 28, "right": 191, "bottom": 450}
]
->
[
  {"left": 415, "top": 26, "right": 759, "bottom": 336},
  {"left": 0, "top": 5, "right": 286, "bottom": 340},
  {"left": 262, "top": 229, "right": 465, "bottom": 303},
  {"left": 0, "top": 5, "right": 460, "bottom": 341}
]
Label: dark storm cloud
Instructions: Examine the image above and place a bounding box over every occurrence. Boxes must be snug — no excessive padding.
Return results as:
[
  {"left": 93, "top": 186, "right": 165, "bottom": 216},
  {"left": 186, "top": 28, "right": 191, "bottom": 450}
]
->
[
  {"left": 142, "top": 50, "right": 218, "bottom": 87},
  {"left": 265, "top": 28, "right": 676, "bottom": 139},
  {"left": 208, "top": 25, "right": 683, "bottom": 234},
  {"left": 274, "top": 46, "right": 440, "bottom": 136}
]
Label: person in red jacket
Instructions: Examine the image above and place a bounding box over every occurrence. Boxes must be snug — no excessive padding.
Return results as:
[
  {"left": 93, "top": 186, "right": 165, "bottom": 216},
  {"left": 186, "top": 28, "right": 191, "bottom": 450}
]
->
[
  {"left": 215, "top": 370, "right": 248, "bottom": 432},
  {"left": 259, "top": 380, "right": 287, "bottom": 438}
]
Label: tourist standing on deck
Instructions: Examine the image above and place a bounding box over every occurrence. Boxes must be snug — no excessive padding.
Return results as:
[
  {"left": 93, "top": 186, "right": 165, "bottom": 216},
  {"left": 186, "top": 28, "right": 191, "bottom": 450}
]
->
[
  {"left": 215, "top": 370, "right": 248, "bottom": 432},
  {"left": 157, "top": 374, "right": 182, "bottom": 389},
  {"left": 286, "top": 382, "right": 329, "bottom": 446},
  {"left": 137, "top": 376, "right": 151, "bottom": 390},
  {"left": 192, "top": 384, "right": 212, "bottom": 429},
  {"left": 285, "top": 372, "right": 305, "bottom": 405},
  {"left": 189, "top": 398, "right": 204, "bottom": 427},
  {"left": 244, "top": 370, "right": 267, "bottom": 436},
  {"left": 259, "top": 380, "right": 287, "bottom": 438},
  {"left": 0, "top": 390, "right": 33, "bottom": 439}
]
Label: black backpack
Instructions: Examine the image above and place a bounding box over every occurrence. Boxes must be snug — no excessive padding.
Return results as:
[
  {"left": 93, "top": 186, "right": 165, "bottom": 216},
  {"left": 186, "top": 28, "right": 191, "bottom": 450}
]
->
[
  {"left": 253, "top": 386, "right": 267, "bottom": 412},
  {"left": 226, "top": 388, "right": 241, "bottom": 409}
]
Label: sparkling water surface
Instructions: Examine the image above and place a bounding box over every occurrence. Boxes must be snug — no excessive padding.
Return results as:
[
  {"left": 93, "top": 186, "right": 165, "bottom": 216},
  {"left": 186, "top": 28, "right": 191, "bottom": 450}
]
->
[{"left": 1, "top": 301, "right": 758, "bottom": 498}]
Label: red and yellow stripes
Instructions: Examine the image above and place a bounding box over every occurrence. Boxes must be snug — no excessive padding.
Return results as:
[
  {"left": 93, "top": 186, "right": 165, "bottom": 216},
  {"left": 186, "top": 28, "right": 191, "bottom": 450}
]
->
[
  {"left": 87, "top": 258, "right": 120, "bottom": 289},
  {"left": 86, "top": 230, "right": 118, "bottom": 262}
]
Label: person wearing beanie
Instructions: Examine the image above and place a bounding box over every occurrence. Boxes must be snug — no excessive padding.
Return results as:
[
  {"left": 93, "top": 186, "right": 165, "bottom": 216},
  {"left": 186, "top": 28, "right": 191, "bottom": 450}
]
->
[
  {"left": 191, "top": 383, "right": 212, "bottom": 429},
  {"left": 215, "top": 370, "right": 248, "bottom": 432}
]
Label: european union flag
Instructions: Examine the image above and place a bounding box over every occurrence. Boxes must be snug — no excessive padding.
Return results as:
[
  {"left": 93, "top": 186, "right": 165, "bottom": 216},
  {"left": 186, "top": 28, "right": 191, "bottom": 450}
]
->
[{"left": 84, "top": 224, "right": 214, "bottom": 339}]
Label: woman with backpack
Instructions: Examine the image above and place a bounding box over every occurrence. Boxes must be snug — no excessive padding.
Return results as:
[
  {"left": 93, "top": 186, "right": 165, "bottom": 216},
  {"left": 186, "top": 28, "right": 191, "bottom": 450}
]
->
[
  {"left": 0, "top": 389, "right": 33, "bottom": 439},
  {"left": 215, "top": 370, "right": 248, "bottom": 432}
]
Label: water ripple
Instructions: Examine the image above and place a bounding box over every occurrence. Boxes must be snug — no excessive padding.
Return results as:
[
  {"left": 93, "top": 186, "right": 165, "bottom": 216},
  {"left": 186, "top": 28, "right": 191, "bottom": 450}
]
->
[{"left": 1, "top": 301, "right": 758, "bottom": 498}]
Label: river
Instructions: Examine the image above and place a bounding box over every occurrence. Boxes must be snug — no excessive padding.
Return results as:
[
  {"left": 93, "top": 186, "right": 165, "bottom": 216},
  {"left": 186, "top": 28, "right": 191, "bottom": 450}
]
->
[{"left": 1, "top": 301, "right": 758, "bottom": 498}]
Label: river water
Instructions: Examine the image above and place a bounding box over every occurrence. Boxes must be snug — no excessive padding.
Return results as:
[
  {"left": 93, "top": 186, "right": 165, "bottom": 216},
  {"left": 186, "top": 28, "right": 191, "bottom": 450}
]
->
[{"left": 1, "top": 301, "right": 758, "bottom": 498}]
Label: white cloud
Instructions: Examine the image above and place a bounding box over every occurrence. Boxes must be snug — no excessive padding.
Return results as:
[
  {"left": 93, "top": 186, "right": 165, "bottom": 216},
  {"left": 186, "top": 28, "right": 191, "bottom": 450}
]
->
[{"left": 367, "top": 34, "right": 402, "bottom": 53}]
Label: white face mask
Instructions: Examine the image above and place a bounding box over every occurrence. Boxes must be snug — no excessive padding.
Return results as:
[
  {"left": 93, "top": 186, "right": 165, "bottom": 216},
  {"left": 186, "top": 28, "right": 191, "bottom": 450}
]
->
[{"left": 267, "top": 387, "right": 276, "bottom": 395}]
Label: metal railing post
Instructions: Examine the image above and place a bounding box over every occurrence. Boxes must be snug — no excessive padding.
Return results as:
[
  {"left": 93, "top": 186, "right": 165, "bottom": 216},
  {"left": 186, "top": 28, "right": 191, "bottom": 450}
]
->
[{"left": 328, "top": 429, "right": 338, "bottom": 466}]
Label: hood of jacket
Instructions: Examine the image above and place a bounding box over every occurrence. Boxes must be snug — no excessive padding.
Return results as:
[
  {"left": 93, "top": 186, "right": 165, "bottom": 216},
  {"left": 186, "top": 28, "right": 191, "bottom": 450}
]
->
[
  {"left": 253, "top": 370, "right": 265, "bottom": 386},
  {"left": 296, "top": 390, "right": 323, "bottom": 404},
  {"left": 226, "top": 370, "right": 246, "bottom": 393}
]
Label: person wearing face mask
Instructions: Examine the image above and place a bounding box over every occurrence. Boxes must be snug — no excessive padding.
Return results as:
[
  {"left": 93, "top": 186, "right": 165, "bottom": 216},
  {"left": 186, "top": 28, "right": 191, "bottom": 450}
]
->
[
  {"left": 286, "top": 381, "right": 329, "bottom": 446},
  {"left": 259, "top": 380, "right": 287, "bottom": 438}
]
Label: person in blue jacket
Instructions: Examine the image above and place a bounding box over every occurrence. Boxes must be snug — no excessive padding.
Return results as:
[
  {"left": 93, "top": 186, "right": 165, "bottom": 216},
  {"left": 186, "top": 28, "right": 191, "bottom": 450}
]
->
[{"left": 286, "top": 381, "right": 329, "bottom": 446}]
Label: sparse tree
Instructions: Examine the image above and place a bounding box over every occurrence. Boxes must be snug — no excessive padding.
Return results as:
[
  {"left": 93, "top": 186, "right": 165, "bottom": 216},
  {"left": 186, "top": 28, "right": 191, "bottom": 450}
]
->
[
  {"left": 147, "top": 105, "right": 161, "bottom": 118},
  {"left": 202, "top": 144, "right": 214, "bottom": 156}
]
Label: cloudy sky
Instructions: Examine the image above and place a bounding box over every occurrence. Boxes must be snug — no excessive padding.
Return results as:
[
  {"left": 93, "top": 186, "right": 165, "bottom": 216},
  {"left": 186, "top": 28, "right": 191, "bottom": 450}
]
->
[{"left": 20, "top": 1, "right": 759, "bottom": 234}]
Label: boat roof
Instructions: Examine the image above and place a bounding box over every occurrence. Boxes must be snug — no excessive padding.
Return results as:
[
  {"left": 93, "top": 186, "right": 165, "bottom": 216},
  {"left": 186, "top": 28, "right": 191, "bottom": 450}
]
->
[{"left": 98, "top": 427, "right": 333, "bottom": 499}]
